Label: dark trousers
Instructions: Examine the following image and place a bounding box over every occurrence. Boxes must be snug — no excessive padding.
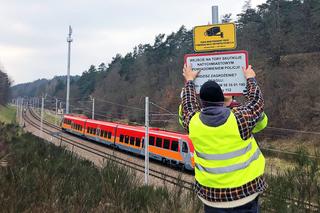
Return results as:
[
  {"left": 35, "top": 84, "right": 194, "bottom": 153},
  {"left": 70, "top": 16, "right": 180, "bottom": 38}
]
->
[{"left": 204, "top": 196, "right": 260, "bottom": 213}]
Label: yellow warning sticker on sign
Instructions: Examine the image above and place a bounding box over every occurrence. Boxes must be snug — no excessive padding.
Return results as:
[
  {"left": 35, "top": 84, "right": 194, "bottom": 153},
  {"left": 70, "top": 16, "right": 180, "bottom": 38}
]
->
[{"left": 193, "top": 23, "right": 236, "bottom": 52}]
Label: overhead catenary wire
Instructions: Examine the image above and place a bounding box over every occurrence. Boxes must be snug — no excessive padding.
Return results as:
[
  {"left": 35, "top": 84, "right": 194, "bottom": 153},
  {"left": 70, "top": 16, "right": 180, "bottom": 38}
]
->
[
  {"left": 150, "top": 113, "right": 178, "bottom": 116},
  {"left": 43, "top": 96, "right": 161, "bottom": 114},
  {"left": 44, "top": 94, "right": 91, "bottom": 102},
  {"left": 149, "top": 101, "right": 175, "bottom": 115},
  {"left": 149, "top": 100, "right": 320, "bottom": 136},
  {"left": 69, "top": 104, "right": 142, "bottom": 119},
  {"left": 94, "top": 97, "right": 145, "bottom": 111},
  {"left": 265, "top": 126, "right": 320, "bottom": 136},
  {"left": 37, "top": 97, "right": 320, "bottom": 136},
  {"left": 150, "top": 120, "right": 177, "bottom": 123},
  {"left": 69, "top": 101, "right": 177, "bottom": 126},
  {"left": 68, "top": 105, "right": 144, "bottom": 126},
  {"left": 36, "top": 105, "right": 320, "bottom": 159}
]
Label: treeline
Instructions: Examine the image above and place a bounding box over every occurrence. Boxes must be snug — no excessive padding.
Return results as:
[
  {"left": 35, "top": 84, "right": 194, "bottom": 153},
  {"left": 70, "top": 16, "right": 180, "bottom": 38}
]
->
[
  {"left": 11, "top": 0, "right": 320, "bottom": 131},
  {"left": 237, "top": 0, "right": 320, "bottom": 64},
  {"left": 11, "top": 76, "right": 80, "bottom": 100},
  {"left": 0, "top": 69, "right": 10, "bottom": 105}
]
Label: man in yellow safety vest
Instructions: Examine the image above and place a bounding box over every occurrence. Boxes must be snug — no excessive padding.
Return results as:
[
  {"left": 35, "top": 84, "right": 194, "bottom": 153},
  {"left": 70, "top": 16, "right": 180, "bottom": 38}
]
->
[{"left": 180, "top": 64, "right": 267, "bottom": 212}]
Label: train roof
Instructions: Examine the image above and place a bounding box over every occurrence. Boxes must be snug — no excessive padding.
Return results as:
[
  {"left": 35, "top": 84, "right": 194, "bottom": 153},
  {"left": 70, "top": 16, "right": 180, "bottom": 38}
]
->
[
  {"left": 63, "top": 114, "right": 87, "bottom": 122},
  {"left": 86, "top": 119, "right": 118, "bottom": 127}
]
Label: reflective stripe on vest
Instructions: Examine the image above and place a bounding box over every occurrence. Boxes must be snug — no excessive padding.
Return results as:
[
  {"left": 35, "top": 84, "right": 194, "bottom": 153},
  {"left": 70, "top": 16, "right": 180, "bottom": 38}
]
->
[
  {"left": 195, "top": 142, "right": 252, "bottom": 161},
  {"left": 195, "top": 148, "right": 261, "bottom": 174},
  {"left": 189, "top": 112, "right": 265, "bottom": 188}
]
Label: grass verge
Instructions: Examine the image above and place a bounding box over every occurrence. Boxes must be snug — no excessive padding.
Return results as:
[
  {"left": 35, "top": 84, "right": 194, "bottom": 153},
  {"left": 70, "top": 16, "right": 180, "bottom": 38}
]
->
[
  {"left": 0, "top": 105, "right": 16, "bottom": 124},
  {"left": 44, "top": 110, "right": 61, "bottom": 125},
  {"left": 1, "top": 122, "right": 319, "bottom": 212},
  {"left": 0, "top": 123, "right": 202, "bottom": 212}
]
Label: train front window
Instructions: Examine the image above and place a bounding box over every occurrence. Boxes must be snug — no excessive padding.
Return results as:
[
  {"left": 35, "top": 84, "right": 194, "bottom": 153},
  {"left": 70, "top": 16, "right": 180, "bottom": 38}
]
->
[{"left": 182, "top": 141, "right": 188, "bottom": 153}]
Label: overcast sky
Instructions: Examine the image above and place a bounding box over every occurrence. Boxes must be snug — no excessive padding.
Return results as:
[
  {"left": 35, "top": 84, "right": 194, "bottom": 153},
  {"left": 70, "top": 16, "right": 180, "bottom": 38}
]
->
[{"left": 0, "top": 0, "right": 266, "bottom": 85}]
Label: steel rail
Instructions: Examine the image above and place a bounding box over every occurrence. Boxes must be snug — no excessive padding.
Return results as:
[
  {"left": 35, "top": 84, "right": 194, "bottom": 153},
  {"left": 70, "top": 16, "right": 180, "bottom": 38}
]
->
[
  {"left": 24, "top": 108, "right": 194, "bottom": 191},
  {"left": 31, "top": 108, "right": 320, "bottom": 161},
  {"left": 24, "top": 108, "right": 320, "bottom": 211}
]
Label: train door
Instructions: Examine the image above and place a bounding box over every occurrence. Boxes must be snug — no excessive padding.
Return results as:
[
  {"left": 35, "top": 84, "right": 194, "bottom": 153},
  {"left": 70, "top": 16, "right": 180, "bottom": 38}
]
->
[{"left": 180, "top": 139, "right": 192, "bottom": 170}]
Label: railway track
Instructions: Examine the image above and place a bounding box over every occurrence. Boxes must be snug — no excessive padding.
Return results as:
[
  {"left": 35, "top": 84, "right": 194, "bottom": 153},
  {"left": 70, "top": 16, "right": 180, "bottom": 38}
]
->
[
  {"left": 25, "top": 107, "right": 320, "bottom": 211},
  {"left": 31, "top": 107, "right": 320, "bottom": 162},
  {"left": 24, "top": 107, "right": 194, "bottom": 191}
]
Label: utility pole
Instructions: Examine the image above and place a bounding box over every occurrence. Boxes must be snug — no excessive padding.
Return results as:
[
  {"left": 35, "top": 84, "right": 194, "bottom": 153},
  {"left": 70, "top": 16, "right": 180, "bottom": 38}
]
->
[
  {"left": 59, "top": 102, "right": 62, "bottom": 113},
  {"left": 212, "top": 5, "right": 219, "bottom": 24},
  {"left": 16, "top": 98, "right": 19, "bottom": 123},
  {"left": 20, "top": 98, "right": 23, "bottom": 126},
  {"left": 92, "top": 97, "right": 95, "bottom": 120},
  {"left": 36, "top": 98, "right": 39, "bottom": 111},
  {"left": 144, "top": 97, "right": 149, "bottom": 184},
  {"left": 55, "top": 98, "right": 58, "bottom": 125},
  {"left": 66, "top": 25, "right": 73, "bottom": 114},
  {"left": 18, "top": 98, "right": 20, "bottom": 126},
  {"left": 40, "top": 96, "right": 44, "bottom": 138}
]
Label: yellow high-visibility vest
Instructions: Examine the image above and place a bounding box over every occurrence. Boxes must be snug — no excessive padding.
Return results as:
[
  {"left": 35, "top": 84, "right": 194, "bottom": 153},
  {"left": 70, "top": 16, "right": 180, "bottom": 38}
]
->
[{"left": 189, "top": 112, "right": 265, "bottom": 188}]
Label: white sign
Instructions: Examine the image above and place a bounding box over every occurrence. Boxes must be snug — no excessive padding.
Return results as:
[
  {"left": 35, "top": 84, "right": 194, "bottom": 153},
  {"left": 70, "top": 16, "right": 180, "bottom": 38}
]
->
[{"left": 184, "top": 51, "right": 248, "bottom": 96}]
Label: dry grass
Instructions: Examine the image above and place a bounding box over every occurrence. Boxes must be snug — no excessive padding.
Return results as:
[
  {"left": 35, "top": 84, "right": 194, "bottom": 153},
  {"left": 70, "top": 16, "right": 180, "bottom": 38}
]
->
[
  {"left": 0, "top": 123, "right": 202, "bottom": 212},
  {"left": 1, "top": 122, "right": 320, "bottom": 212}
]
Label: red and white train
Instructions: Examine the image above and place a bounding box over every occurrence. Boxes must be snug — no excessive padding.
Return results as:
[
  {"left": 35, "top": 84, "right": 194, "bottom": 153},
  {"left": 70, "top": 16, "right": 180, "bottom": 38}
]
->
[{"left": 61, "top": 114, "right": 195, "bottom": 170}]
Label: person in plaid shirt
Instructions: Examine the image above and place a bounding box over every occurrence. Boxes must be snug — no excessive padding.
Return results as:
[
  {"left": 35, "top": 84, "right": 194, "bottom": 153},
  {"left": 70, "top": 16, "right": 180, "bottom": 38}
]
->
[{"left": 180, "top": 64, "right": 267, "bottom": 213}]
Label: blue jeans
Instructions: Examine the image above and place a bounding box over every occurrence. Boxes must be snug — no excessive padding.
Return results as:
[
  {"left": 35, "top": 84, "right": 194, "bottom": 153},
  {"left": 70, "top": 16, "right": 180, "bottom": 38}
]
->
[{"left": 204, "top": 196, "right": 260, "bottom": 213}]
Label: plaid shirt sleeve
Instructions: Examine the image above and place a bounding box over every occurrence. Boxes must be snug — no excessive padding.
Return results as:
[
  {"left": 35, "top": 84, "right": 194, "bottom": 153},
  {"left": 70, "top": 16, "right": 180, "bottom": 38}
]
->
[
  {"left": 232, "top": 78, "right": 264, "bottom": 140},
  {"left": 181, "top": 80, "right": 201, "bottom": 132}
]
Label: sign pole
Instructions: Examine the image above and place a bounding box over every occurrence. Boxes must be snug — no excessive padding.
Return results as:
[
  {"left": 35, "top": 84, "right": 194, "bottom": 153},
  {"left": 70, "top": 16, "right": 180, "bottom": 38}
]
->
[
  {"left": 144, "top": 97, "right": 149, "bottom": 185},
  {"left": 212, "top": 6, "right": 219, "bottom": 24}
]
